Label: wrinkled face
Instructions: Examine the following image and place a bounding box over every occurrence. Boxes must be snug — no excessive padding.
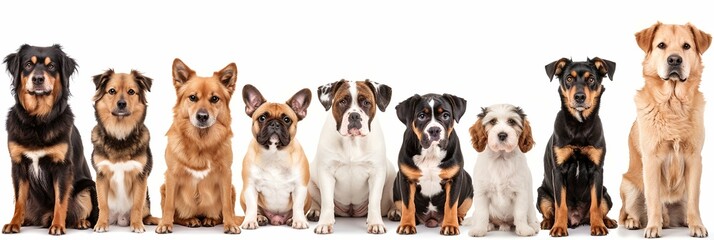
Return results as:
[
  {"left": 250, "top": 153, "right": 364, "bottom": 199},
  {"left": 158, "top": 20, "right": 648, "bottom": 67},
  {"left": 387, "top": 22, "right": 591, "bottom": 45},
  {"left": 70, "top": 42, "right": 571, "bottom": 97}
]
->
[
  {"left": 478, "top": 104, "right": 526, "bottom": 152},
  {"left": 251, "top": 103, "right": 298, "bottom": 150},
  {"left": 410, "top": 96, "right": 457, "bottom": 149},
  {"left": 317, "top": 80, "right": 391, "bottom": 137},
  {"left": 93, "top": 70, "right": 152, "bottom": 139},
  {"left": 646, "top": 25, "right": 702, "bottom": 81}
]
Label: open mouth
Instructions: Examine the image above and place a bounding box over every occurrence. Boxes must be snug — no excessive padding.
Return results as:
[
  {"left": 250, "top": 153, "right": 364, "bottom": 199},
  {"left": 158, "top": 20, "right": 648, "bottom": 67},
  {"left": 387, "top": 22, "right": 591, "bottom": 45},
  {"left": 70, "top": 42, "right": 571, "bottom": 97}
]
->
[
  {"left": 570, "top": 104, "right": 590, "bottom": 112},
  {"left": 111, "top": 110, "right": 130, "bottom": 117},
  {"left": 28, "top": 89, "right": 51, "bottom": 96}
]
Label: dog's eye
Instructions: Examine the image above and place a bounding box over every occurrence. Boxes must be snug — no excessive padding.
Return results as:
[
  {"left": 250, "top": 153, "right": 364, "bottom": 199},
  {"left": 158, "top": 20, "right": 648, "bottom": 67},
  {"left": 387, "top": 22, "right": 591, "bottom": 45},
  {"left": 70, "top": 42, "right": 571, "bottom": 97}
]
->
[
  {"left": 588, "top": 77, "right": 595, "bottom": 84},
  {"left": 210, "top": 96, "right": 220, "bottom": 103},
  {"left": 657, "top": 42, "right": 666, "bottom": 49},
  {"left": 189, "top": 95, "right": 198, "bottom": 102},
  {"left": 362, "top": 100, "right": 371, "bottom": 107},
  {"left": 127, "top": 89, "right": 135, "bottom": 95},
  {"left": 442, "top": 112, "right": 450, "bottom": 120},
  {"left": 417, "top": 112, "right": 426, "bottom": 121},
  {"left": 108, "top": 88, "right": 117, "bottom": 95},
  {"left": 47, "top": 63, "right": 56, "bottom": 71},
  {"left": 507, "top": 119, "right": 516, "bottom": 125},
  {"left": 283, "top": 116, "right": 292, "bottom": 124},
  {"left": 24, "top": 62, "right": 33, "bottom": 71},
  {"left": 339, "top": 98, "right": 348, "bottom": 106},
  {"left": 683, "top": 43, "right": 691, "bottom": 50},
  {"left": 258, "top": 115, "right": 266, "bottom": 122},
  {"left": 566, "top": 77, "right": 574, "bottom": 83},
  {"left": 489, "top": 119, "right": 497, "bottom": 125}
]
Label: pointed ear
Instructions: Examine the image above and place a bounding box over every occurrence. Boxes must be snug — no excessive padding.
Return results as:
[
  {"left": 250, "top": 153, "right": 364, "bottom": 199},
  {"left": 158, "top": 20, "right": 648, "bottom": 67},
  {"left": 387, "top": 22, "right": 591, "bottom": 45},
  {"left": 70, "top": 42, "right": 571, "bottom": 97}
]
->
[
  {"left": 395, "top": 94, "right": 420, "bottom": 125},
  {"left": 545, "top": 58, "right": 570, "bottom": 81},
  {"left": 287, "top": 88, "right": 312, "bottom": 121},
  {"left": 131, "top": 69, "right": 153, "bottom": 92},
  {"left": 590, "top": 57, "right": 616, "bottom": 80},
  {"left": 242, "top": 84, "right": 266, "bottom": 117},
  {"left": 518, "top": 118, "right": 535, "bottom": 153},
  {"left": 687, "top": 23, "right": 712, "bottom": 54},
  {"left": 635, "top": 22, "right": 661, "bottom": 53},
  {"left": 172, "top": 58, "right": 194, "bottom": 89},
  {"left": 442, "top": 93, "right": 467, "bottom": 123},
  {"left": 364, "top": 79, "right": 392, "bottom": 112},
  {"left": 469, "top": 109, "right": 488, "bottom": 152},
  {"left": 92, "top": 69, "right": 114, "bottom": 102},
  {"left": 317, "top": 80, "right": 346, "bottom": 111},
  {"left": 217, "top": 63, "right": 238, "bottom": 94}
]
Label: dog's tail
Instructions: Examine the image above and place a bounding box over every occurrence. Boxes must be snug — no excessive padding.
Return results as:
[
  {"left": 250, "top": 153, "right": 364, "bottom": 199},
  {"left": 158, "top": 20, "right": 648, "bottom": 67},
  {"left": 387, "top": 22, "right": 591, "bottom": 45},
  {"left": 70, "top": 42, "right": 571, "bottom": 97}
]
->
[{"left": 71, "top": 178, "right": 99, "bottom": 227}]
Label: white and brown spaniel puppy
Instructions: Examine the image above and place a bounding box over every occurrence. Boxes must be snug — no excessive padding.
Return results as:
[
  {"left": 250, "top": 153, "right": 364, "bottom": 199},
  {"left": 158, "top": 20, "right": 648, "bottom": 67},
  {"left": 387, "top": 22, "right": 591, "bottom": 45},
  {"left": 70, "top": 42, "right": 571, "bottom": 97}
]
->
[{"left": 466, "top": 104, "right": 539, "bottom": 237}]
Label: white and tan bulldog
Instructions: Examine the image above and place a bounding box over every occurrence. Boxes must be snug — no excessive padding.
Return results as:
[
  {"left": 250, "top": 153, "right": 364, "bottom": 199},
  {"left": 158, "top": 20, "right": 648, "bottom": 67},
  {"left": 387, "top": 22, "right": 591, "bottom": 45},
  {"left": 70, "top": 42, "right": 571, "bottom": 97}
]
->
[{"left": 307, "top": 79, "right": 398, "bottom": 234}]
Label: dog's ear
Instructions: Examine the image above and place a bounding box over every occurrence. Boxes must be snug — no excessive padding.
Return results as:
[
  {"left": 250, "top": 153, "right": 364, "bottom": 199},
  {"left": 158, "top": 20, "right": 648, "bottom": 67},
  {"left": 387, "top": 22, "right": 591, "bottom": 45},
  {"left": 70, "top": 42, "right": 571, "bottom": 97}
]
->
[
  {"left": 317, "top": 79, "right": 346, "bottom": 111},
  {"left": 589, "top": 57, "right": 616, "bottom": 81},
  {"left": 54, "top": 45, "right": 77, "bottom": 88},
  {"left": 172, "top": 58, "right": 195, "bottom": 89},
  {"left": 91, "top": 69, "right": 114, "bottom": 101},
  {"left": 4, "top": 52, "right": 19, "bottom": 79},
  {"left": 518, "top": 118, "right": 535, "bottom": 153},
  {"left": 635, "top": 22, "right": 661, "bottom": 53},
  {"left": 242, "top": 84, "right": 266, "bottom": 117},
  {"left": 469, "top": 108, "right": 488, "bottom": 152},
  {"left": 442, "top": 93, "right": 467, "bottom": 123},
  {"left": 687, "top": 23, "right": 712, "bottom": 54},
  {"left": 131, "top": 70, "right": 153, "bottom": 104},
  {"left": 395, "top": 94, "right": 420, "bottom": 125},
  {"left": 364, "top": 79, "right": 392, "bottom": 112},
  {"left": 545, "top": 58, "right": 570, "bottom": 81},
  {"left": 287, "top": 88, "right": 312, "bottom": 121},
  {"left": 218, "top": 63, "right": 238, "bottom": 94}
]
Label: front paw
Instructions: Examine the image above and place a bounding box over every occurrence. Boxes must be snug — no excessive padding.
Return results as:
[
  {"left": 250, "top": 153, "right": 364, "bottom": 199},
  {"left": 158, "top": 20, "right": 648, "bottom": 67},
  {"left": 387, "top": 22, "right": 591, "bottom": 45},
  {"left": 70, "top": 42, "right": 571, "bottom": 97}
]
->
[
  {"left": 689, "top": 224, "right": 708, "bottom": 238},
  {"left": 644, "top": 225, "right": 662, "bottom": 238},
  {"left": 155, "top": 222, "right": 173, "bottom": 234},
  {"left": 130, "top": 222, "right": 146, "bottom": 233},
  {"left": 591, "top": 224, "right": 609, "bottom": 236},
  {"left": 314, "top": 223, "right": 333, "bottom": 234},
  {"left": 202, "top": 218, "right": 219, "bottom": 227},
  {"left": 257, "top": 215, "right": 269, "bottom": 226},
  {"left": 623, "top": 217, "right": 641, "bottom": 229},
  {"left": 48, "top": 224, "right": 66, "bottom": 235},
  {"left": 290, "top": 218, "right": 309, "bottom": 229},
  {"left": 387, "top": 209, "right": 401, "bottom": 222},
  {"left": 306, "top": 209, "right": 320, "bottom": 222},
  {"left": 540, "top": 218, "right": 553, "bottom": 230},
  {"left": 440, "top": 224, "right": 460, "bottom": 235},
  {"left": 75, "top": 219, "right": 91, "bottom": 229},
  {"left": 2, "top": 223, "right": 21, "bottom": 234},
  {"left": 549, "top": 225, "right": 568, "bottom": 237},
  {"left": 516, "top": 224, "right": 537, "bottom": 236},
  {"left": 468, "top": 225, "right": 488, "bottom": 237},
  {"left": 396, "top": 224, "right": 416, "bottom": 235},
  {"left": 367, "top": 223, "right": 386, "bottom": 234},
  {"left": 93, "top": 221, "right": 109, "bottom": 233},
  {"left": 241, "top": 219, "right": 259, "bottom": 230},
  {"left": 604, "top": 218, "right": 618, "bottom": 229},
  {"left": 224, "top": 222, "right": 241, "bottom": 234}
]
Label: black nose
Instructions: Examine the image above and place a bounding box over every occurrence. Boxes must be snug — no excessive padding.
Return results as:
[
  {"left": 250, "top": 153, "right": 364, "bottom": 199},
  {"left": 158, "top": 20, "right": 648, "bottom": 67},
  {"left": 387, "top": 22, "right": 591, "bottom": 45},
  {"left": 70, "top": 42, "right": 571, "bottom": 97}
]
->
[
  {"left": 498, "top": 132, "right": 508, "bottom": 141},
  {"left": 117, "top": 99, "right": 127, "bottom": 109},
  {"left": 269, "top": 120, "right": 280, "bottom": 130},
  {"left": 32, "top": 75, "right": 45, "bottom": 85},
  {"left": 427, "top": 127, "right": 441, "bottom": 139},
  {"left": 574, "top": 92, "right": 586, "bottom": 103},
  {"left": 667, "top": 55, "right": 682, "bottom": 66},
  {"left": 196, "top": 110, "right": 209, "bottom": 123},
  {"left": 349, "top": 112, "right": 362, "bottom": 122}
]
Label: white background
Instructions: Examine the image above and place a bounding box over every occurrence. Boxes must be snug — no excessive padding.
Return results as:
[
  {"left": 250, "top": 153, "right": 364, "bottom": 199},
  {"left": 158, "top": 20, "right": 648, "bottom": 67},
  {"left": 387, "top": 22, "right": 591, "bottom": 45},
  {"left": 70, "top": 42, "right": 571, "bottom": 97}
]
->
[{"left": 0, "top": 0, "right": 712, "bottom": 239}]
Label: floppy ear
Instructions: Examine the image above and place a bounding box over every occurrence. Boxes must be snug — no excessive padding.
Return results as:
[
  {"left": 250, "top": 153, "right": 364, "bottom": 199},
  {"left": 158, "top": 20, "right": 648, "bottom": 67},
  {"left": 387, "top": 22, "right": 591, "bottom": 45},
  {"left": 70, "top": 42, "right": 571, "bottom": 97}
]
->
[
  {"left": 442, "top": 93, "right": 467, "bottom": 123},
  {"left": 172, "top": 58, "right": 195, "bottom": 89},
  {"left": 4, "top": 52, "right": 19, "bottom": 79},
  {"left": 317, "top": 79, "right": 346, "bottom": 111},
  {"left": 217, "top": 63, "right": 238, "bottom": 94},
  {"left": 395, "top": 94, "right": 420, "bottom": 125},
  {"left": 364, "top": 79, "right": 392, "bottom": 112},
  {"left": 54, "top": 44, "right": 77, "bottom": 86},
  {"left": 287, "top": 88, "right": 312, "bottom": 121},
  {"left": 687, "top": 23, "right": 712, "bottom": 54},
  {"left": 131, "top": 70, "right": 153, "bottom": 92},
  {"left": 92, "top": 69, "right": 114, "bottom": 90},
  {"left": 518, "top": 118, "right": 535, "bottom": 153},
  {"left": 545, "top": 58, "right": 570, "bottom": 81},
  {"left": 589, "top": 57, "right": 616, "bottom": 80},
  {"left": 242, "top": 84, "right": 266, "bottom": 117},
  {"left": 635, "top": 22, "right": 661, "bottom": 53},
  {"left": 469, "top": 109, "right": 488, "bottom": 152}
]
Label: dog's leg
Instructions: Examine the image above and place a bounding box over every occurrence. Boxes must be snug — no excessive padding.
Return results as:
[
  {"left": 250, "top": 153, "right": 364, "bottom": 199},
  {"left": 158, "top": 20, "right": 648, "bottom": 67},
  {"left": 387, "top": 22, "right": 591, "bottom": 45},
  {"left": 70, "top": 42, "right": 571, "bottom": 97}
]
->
[
  {"left": 601, "top": 186, "right": 618, "bottom": 229},
  {"left": 468, "top": 192, "right": 490, "bottom": 237},
  {"left": 306, "top": 181, "right": 321, "bottom": 222},
  {"left": 396, "top": 175, "right": 417, "bottom": 235},
  {"left": 240, "top": 181, "right": 259, "bottom": 230},
  {"left": 93, "top": 175, "right": 110, "bottom": 233},
  {"left": 589, "top": 175, "right": 608, "bottom": 236},
  {"left": 383, "top": 165, "right": 400, "bottom": 221},
  {"left": 642, "top": 152, "right": 663, "bottom": 238},
  {"left": 551, "top": 185, "right": 568, "bottom": 237},
  {"left": 290, "top": 184, "right": 309, "bottom": 229},
  {"left": 314, "top": 168, "right": 336, "bottom": 234},
  {"left": 155, "top": 179, "right": 175, "bottom": 233},
  {"left": 537, "top": 185, "right": 555, "bottom": 230},
  {"left": 514, "top": 186, "right": 537, "bottom": 236},
  {"left": 2, "top": 178, "right": 28, "bottom": 234},
  {"left": 620, "top": 178, "right": 643, "bottom": 229},
  {"left": 684, "top": 153, "right": 708, "bottom": 237},
  {"left": 130, "top": 179, "right": 148, "bottom": 233},
  {"left": 366, "top": 164, "right": 387, "bottom": 234},
  {"left": 142, "top": 190, "right": 160, "bottom": 225},
  {"left": 389, "top": 179, "right": 403, "bottom": 222},
  {"left": 220, "top": 170, "right": 240, "bottom": 234},
  {"left": 440, "top": 178, "right": 461, "bottom": 235},
  {"left": 49, "top": 178, "right": 70, "bottom": 235}
]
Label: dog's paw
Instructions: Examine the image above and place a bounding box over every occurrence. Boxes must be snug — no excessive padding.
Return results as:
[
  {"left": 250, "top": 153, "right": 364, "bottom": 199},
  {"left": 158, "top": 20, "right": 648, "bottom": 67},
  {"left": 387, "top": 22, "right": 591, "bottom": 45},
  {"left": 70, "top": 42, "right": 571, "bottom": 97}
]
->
[
  {"left": 314, "top": 223, "right": 333, "bottom": 234},
  {"left": 468, "top": 226, "right": 488, "bottom": 237},
  {"left": 93, "top": 222, "right": 109, "bottom": 233},
  {"left": 306, "top": 209, "right": 320, "bottom": 222},
  {"left": 155, "top": 223, "right": 173, "bottom": 234},
  {"left": 591, "top": 224, "right": 609, "bottom": 236},
  {"left": 396, "top": 224, "right": 417, "bottom": 235},
  {"left": 498, "top": 224, "right": 510, "bottom": 231},
  {"left": 130, "top": 222, "right": 146, "bottom": 233},
  {"left": 2, "top": 223, "right": 21, "bottom": 234},
  {"left": 387, "top": 209, "right": 401, "bottom": 222},
  {"left": 290, "top": 218, "right": 309, "bottom": 229},
  {"left": 643, "top": 225, "right": 661, "bottom": 238},
  {"left": 48, "top": 224, "right": 66, "bottom": 235},
  {"left": 549, "top": 225, "right": 568, "bottom": 237},
  {"left": 224, "top": 222, "right": 241, "bottom": 234},
  {"left": 689, "top": 224, "right": 708, "bottom": 238},
  {"left": 604, "top": 218, "right": 618, "bottom": 229},
  {"left": 367, "top": 223, "right": 386, "bottom": 234},
  {"left": 440, "top": 224, "right": 460, "bottom": 235},
  {"left": 202, "top": 218, "right": 219, "bottom": 227},
  {"left": 624, "top": 217, "right": 641, "bottom": 229},
  {"left": 529, "top": 221, "right": 540, "bottom": 233},
  {"left": 241, "top": 219, "right": 259, "bottom": 230},
  {"left": 75, "top": 219, "right": 91, "bottom": 229},
  {"left": 540, "top": 219, "right": 553, "bottom": 230},
  {"left": 516, "top": 224, "right": 537, "bottom": 236},
  {"left": 488, "top": 223, "right": 496, "bottom": 231},
  {"left": 186, "top": 218, "right": 201, "bottom": 228},
  {"left": 257, "top": 215, "right": 269, "bottom": 226}
]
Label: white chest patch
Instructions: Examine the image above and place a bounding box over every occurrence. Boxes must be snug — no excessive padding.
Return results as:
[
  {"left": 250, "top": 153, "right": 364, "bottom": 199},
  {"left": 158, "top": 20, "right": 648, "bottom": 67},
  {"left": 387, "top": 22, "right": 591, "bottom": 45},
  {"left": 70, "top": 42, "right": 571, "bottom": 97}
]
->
[
  {"left": 95, "top": 160, "right": 144, "bottom": 218},
  {"left": 186, "top": 162, "right": 211, "bottom": 180},
  {"left": 413, "top": 144, "right": 446, "bottom": 197},
  {"left": 250, "top": 150, "right": 298, "bottom": 212},
  {"left": 24, "top": 150, "right": 47, "bottom": 179}
]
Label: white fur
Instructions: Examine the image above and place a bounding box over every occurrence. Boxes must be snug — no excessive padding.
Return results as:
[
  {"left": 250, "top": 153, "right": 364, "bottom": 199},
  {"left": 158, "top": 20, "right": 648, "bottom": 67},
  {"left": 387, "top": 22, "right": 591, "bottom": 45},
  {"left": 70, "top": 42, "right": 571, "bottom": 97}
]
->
[
  {"left": 423, "top": 100, "right": 446, "bottom": 141},
  {"left": 413, "top": 143, "right": 446, "bottom": 197},
  {"left": 23, "top": 150, "right": 46, "bottom": 179},
  {"left": 467, "top": 104, "right": 539, "bottom": 237},
  {"left": 95, "top": 160, "right": 144, "bottom": 226},
  {"left": 337, "top": 81, "right": 371, "bottom": 137},
  {"left": 185, "top": 162, "right": 211, "bottom": 180}
]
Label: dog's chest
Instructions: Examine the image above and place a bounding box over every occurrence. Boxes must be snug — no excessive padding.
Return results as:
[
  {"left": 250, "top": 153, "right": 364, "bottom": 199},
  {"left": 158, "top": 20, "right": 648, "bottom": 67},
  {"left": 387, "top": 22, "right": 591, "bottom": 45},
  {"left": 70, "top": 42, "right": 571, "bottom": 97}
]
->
[
  {"left": 95, "top": 160, "right": 144, "bottom": 214},
  {"left": 251, "top": 150, "right": 298, "bottom": 210},
  {"left": 413, "top": 146, "right": 447, "bottom": 197}
]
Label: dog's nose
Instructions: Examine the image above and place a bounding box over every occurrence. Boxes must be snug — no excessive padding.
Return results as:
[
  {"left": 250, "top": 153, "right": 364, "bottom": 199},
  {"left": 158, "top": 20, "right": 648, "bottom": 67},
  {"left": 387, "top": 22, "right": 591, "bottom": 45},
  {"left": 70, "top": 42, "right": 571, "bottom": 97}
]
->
[
  {"left": 32, "top": 75, "right": 45, "bottom": 85},
  {"left": 574, "top": 92, "right": 586, "bottom": 103},
  {"left": 498, "top": 132, "right": 508, "bottom": 141},
  {"left": 117, "top": 99, "right": 127, "bottom": 109},
  {"left": 427, "top": 127, "right": 441, "bottom": 139},
  {"left": 349, "top": 112, "right": 362, "bottom": 122},
  {"left": 667, "top": 55, "right": 682, "bottom": 66},
  {"left": 269, "top": 120, "right": 280, "bottom": 130},
  {"left": 196, "top": 110, "right": 209, "bottom": 123}
]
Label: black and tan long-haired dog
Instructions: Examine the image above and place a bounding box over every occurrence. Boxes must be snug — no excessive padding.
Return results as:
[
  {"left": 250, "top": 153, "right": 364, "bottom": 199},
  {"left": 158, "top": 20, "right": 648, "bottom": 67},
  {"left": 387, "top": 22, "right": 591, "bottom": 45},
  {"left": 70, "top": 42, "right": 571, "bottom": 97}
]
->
[
  {"left": 536, "top": 57, "right": 618, "bottom": 237},
  {"left": 2, "top": 44, "right": 98, "bottom": 235},
  {"left": 90, "top": 69, "right": 160, "bottom": 233}
]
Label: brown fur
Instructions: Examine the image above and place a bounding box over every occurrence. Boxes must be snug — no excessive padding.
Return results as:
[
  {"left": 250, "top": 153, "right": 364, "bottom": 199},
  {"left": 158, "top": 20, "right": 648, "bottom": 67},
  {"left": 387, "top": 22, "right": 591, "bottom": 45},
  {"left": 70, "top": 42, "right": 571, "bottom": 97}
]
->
[
  {"left": 396, "top": 182, "right": 418, "bottom": 234},
  {"left": 468, "top": 118, "right": 487, "bottom": 152},
  {"left": 551, "top": 186, "right": 568, "bottom": 237},
  {"left": 155, "top": 59, "right": 241, "bottom": 234},
  {"left": 18, "top": 70, "right": 61, "bottom": 117},
  {"left": 621, "top": 22, "right": 711, "bottom": 238}
]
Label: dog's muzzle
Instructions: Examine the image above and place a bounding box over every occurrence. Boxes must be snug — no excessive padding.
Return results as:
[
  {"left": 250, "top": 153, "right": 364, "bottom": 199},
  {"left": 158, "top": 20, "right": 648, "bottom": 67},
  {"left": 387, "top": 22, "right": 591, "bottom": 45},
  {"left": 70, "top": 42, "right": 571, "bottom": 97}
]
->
[
  {"left": 665, "top": 54, "right": 685, "bottom": 81},
  {"left": 112, "top": 99, "right": 130, "bottom": 117},
  {"left": 347, "top": 112, "right": 362, "bottom": 136}
]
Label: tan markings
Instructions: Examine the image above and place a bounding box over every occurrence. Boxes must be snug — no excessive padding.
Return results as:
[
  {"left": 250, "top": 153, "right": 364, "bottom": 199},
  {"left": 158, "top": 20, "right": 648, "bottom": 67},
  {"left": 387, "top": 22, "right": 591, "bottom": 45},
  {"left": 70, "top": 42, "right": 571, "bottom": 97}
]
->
[
  {"left": 440, "top": 180, "right": 459, "bottom": 235},
  {"left": 571, "top": 70, "right": 578, "bottom": 78},
  {"left": 394, "top": 200, "right": 403, "bottom": 213},
  {"left": 518, "top": 119, "right": 534, "bottom": 152},
  {"left": 411, "top": 121, "right": 423, "bottom": 143},
  {"left": 551, "top": 186, "right": 569, "bottom": 236},
  {"left": 560, "top": 86, "right": 580, "bottom": 119},
  {"left": 457, "top": 197, "right": 472, "bottom": 220},
  {"left": 397, "top": 182, "right": 417, "bottom": 234},
  {"left": 438, "top": 165, "right": 460, "bottom": 179},
  {"left": 583, "top": 72, "right": 591, "bottom": 79},
  {"left": 582, "top": 85, "right": 602, "bottom": 119},
  {"left": 589, "top": 184, "right": 607, "bottom": 235},
  {"left": 399, "top": 163, "right": 422, "bottom": 181},
  {"left": 8, "top": 142, "right": 68, "bottom": 163},
  {"left": 539, "top": 197, "right": 554, "bottom": 219},
  {"left": 47, "top": 143, "right": 68, "bottom": 163},
  {"left": 50, "top": 180, "right": 70, "bottom": 234},
  {"left": 8, "top": 142, "right": 25, "bottom": 163},
  {"left": 31, "top": 56, "right": 37, "bottom": 64},
  {"left": 5, "top": 180, "right": 29, "bottom": 232},
  {"left": 554, "top": 60, "right": 567, "bottom": 75},
  {"left": 581, "top": 146, "right": 603, "bottom": 165},
  {"left": 44, "top": 57, "right": 51, "bottom": 65},
  {"left": 554, "top": 145, "right": 575, "bottom": 165}
]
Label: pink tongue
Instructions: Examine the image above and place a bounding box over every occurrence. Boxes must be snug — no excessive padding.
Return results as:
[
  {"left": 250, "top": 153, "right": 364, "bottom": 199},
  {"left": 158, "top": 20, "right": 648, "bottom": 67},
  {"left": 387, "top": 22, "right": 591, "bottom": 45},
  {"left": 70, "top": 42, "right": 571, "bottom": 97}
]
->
[{"left": 349, "top": 128, "right": 361, "bottom": 135}]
